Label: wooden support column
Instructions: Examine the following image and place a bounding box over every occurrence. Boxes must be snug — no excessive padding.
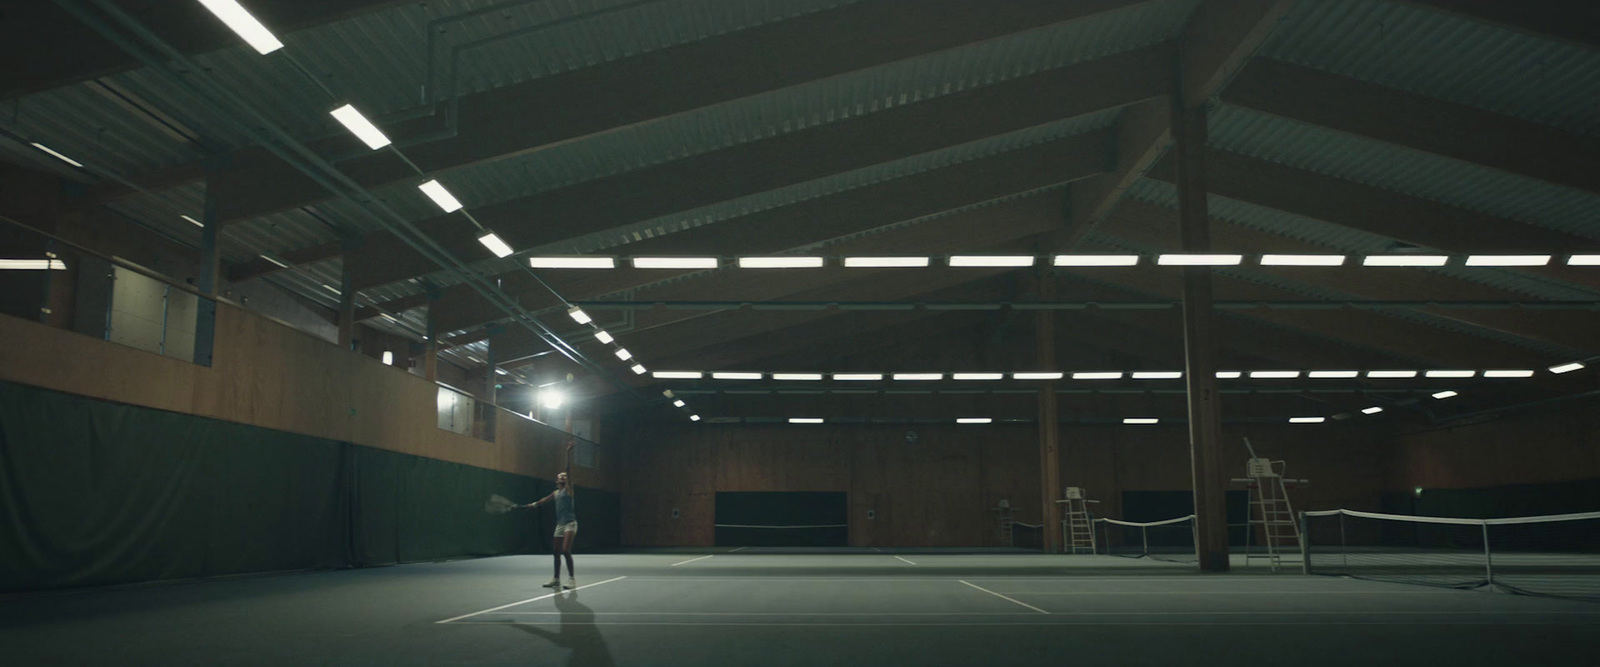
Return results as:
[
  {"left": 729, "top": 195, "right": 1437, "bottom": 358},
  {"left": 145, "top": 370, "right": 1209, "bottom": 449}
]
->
[
  {"left": 1173, "top": 98, "right": 1229, "bottom": 572},
  {"left": 1036, "top": 271, "right": 1062, "bottom": 554},
  {"left": 336, "top": 239, "right": 357, "bottom": 352},
  {"left": 423, "top": 310, "right": 439, "bottom": 382}
]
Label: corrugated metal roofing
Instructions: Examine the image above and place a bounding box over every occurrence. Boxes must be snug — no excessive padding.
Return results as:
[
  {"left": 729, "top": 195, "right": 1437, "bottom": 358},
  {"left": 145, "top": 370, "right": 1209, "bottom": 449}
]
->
[
  {"left": 1208, "top": 104, "right": 1600, "bottom": 243},
  {"left": 1260, "top": 0, "right": 1600, "bottom": 137},
  {"left": 1125, "top": 178, "right": 1600, "bottom": 301}
]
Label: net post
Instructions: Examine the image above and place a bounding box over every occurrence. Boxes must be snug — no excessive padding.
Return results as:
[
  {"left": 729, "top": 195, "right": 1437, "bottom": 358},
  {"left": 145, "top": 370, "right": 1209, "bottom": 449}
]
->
[
  {"left": 1481, "top": 521, "right": 1494, "bottom": 591},
  {"left": 1142, "top": 525, "right": 1150, "bottom": 558},
  {"left": 1300, "top": 511, "right": 1310, "bottom": 575},
  {"left": 1339, "top": 512, "right": 1348, "bottom": 567}
]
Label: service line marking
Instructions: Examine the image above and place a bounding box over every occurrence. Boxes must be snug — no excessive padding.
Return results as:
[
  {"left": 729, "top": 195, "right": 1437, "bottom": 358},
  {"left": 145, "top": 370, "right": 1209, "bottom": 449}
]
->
[
  {"left": 436, "top": 576, "right": 627, "bottom": 624},
  {"left": 960, "top": 580, "right": 1049, "bottom": 614},
  {"left": 670, "top": 555, "right": 715, "bottom": 567},
  {"left": 894, "top": 556, "right": 917, "bottom": 565}
]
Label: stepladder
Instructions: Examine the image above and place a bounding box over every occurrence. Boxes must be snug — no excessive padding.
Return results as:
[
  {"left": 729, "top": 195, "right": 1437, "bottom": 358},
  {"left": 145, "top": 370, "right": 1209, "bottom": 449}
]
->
[
  {"left": 1057, "top": 487, "right": 1098, "bottom": 554},
  {"left": 1236, "top": 458, "right": 1307, "bottom": 572}
]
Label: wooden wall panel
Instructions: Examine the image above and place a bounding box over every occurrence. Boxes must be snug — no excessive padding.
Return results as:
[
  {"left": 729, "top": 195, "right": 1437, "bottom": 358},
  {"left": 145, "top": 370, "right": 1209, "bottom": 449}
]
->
[
  {"left": 1388, "top": 408, "right": 1600, "bottom": 491},
  {"left": 0, "top": 307, "right": 616, "bottom": 488}
]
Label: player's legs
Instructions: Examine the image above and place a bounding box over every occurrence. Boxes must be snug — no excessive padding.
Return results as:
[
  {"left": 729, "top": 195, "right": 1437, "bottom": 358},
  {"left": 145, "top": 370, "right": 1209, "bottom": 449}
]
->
[{"left": 561, "top": 525, "right": 578, "bottom": 587}]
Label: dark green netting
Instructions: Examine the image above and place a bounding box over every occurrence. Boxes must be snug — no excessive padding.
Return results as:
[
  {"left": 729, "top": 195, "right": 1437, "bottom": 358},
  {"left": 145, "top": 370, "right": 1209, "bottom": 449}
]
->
[{"left": 0, "top": 381, "right": 615, "bottom": 592}]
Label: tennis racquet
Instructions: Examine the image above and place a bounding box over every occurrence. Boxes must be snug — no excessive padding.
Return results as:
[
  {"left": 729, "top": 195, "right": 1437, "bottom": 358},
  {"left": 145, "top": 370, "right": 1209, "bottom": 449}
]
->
[{"left": 484, "top": 494, "right": 520, "bottom": 514}]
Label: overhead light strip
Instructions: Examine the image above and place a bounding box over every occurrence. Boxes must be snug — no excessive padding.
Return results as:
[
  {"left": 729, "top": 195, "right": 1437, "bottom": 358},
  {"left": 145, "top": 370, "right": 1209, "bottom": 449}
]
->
[{"left": 197, "top": 0, "right": 285, "bottom": 54}]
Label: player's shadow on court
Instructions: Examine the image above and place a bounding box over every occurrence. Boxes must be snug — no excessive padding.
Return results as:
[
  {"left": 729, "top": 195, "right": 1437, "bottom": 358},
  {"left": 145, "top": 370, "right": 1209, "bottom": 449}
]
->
[{"left": 513, "top": 590, "right": 615, "bottom": 667}]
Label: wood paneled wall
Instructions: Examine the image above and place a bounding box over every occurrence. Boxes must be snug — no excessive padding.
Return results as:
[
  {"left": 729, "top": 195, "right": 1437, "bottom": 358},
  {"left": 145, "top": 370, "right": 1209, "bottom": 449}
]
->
[
  {"left": 617, "top": 420, "right": 1386, "bottom": 547},
  {"left": 0, "top": 306, "right": 615, "bottom": 489},
  {"left": 1387, "top": 405, "right": 1600, "bottom": 491}
]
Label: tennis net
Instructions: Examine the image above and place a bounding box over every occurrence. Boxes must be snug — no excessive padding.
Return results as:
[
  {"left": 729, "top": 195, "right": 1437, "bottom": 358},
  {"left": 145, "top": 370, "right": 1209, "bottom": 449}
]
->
[
  {"left": 1095, "top": 515, "right": 1197, "bottom": 563},
  {"left": 1304, "top": 509, "right": 1600, "bottom": 601}
]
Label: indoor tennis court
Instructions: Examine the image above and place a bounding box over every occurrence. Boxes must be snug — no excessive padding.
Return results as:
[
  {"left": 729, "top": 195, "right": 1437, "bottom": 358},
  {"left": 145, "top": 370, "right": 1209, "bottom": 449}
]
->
[{"left": 4, "top": 1, "right": 1600, "bottom": 666}]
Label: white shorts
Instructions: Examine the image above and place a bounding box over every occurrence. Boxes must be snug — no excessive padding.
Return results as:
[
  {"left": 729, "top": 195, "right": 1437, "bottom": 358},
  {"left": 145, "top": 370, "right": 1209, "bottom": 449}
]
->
[{"left": 553, "top": 521, "right": 578, "bottom": 537}]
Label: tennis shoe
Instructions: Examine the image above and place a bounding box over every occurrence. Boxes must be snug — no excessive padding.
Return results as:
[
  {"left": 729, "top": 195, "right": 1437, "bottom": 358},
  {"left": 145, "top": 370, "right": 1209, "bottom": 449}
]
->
[
  {"left": 542, "top": 578, "right": 561, "bottom": 588},
  {"left": 564, "top": 578, "right": 577, "bottom": 590}
]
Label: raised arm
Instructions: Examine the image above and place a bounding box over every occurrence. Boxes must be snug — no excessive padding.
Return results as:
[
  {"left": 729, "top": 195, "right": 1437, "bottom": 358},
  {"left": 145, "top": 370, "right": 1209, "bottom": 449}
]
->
[
  {"left": 519, "top": 492, "right": 555, "bottom": 510},
  {"left": 565, "top": 440, "right": 575, "bottom": 494}
]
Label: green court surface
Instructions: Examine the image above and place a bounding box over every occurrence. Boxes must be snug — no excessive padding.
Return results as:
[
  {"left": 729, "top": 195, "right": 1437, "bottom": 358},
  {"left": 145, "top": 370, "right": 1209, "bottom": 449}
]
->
[{"left": 3, "top": 550, "right": 1596, "bottom": 666}]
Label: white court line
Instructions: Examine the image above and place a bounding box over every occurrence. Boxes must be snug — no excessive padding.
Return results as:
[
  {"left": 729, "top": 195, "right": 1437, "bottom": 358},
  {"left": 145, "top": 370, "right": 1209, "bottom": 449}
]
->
[
  {"left": 871, "top": 547, "right": 883, "bottom": 553},
  {"left": 435, "top": 576, "right": 628, "bottom": 624},
  {"left": 991, "top": 590, "right": 1463, "bottom": 596},
  {"left": 422, "top": 619, "right": 1600, "bottom": 627},
  {"left": 894, "top": 556, "right": 917, "bottom": 565},
  {"left": 495, "top": 611, "right": 1045, "bottom": 616},
  {"left": 670, "top": 555, "right": 715, "bottom": 567},
  {"left": 960, "top": 580, "right": 1050, "bottom": 614},
  {"left": 728, "top": 547, "right": 748, "bottom": 553}
]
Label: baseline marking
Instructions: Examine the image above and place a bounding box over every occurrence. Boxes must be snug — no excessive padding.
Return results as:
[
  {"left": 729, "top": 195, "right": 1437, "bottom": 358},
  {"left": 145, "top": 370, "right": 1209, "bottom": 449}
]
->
[
  {"left": 894, "top": 556, "right": 917, "bottom": 565},
  {"left": 670, "top": 555, "right": 715, "bottom": 567},
  {"left": 960, "top": 580, "right": 1050, "bottom": 614},
  {"left": 436, "top": 576, "right": 627, "bottom": 624},
  {"left": 428, "top": 619, "right": 1600, "bottom": 627},
  {"left": 728, "top": 547, "right": 748, "bottom": 553}
]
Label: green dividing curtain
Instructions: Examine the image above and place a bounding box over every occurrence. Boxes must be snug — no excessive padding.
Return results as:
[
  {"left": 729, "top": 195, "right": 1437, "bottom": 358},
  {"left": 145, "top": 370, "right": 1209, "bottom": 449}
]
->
[{"left": 0, "top": 381, "right": 612, "bottom": 593}]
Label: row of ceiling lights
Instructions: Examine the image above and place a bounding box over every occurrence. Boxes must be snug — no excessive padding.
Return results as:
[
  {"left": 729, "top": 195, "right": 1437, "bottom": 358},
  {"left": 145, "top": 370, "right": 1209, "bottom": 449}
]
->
[
  {"left": 523, "top": 254, "right": 1600, "bottom": 269},
  {"left": 637, "top": 364, "right": 1584, "bottom": 382}
]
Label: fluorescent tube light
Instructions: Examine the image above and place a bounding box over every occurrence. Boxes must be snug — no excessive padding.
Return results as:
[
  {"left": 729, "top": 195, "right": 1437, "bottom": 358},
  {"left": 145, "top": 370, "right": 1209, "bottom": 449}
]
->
[
  {"left": 1482, "top": 370, "right": 1534, "bottom": 378},
  {"left": 321, "top": 284, "right": 340, "bottom": 294},
  {"left": 630, "top": 364, "right": 647, "bottom": 375},
  {"left": 652, "top": 371, "right": 703, "bottom": 379},
  {"left": 1432, "top": 390, "right": 1459, "bottom": 399},
  {"left": 614, "top": 348, "right": 632, "bottom": 361},
  {"left": 1424, "top": 370, "right": 1476, "bottom": 378},
  {"left": 529, "top": 256, "right": 615, "bottom": 269},
  {"left": 197, "top": 0, "right": 284, "bottom": 54},
  {"left": 30, "top": 142, "right": 83, "bottom": 167},
  {"left": 632, "top": 257, "right": 719, "bottom": 269},
  {"left": 1072, "top": 372, "right": 1124, "bottom": 380},
  {"left": 689, "top": 415, "right": 701, "bottom": 422},
  {"left": 893, "top": 373, "right": 942, "bottom": 381},
  {"left": 672, "top": 400, "right": 685, "bottom": 407},
  {"left": 1307, "top": 370, "right": 1359, "bottom": 379},
  {"left": 382, "top": 351, "right": 394, "bottom": 366},
  {"left": 1131, "top": 371, "right": 1182, "bottom": 380},
  {"left": 0, "top": 259, "right": 67, "bottom": 270},
  {"left": 181, "top": 215, "right": 203, "bottom": 227},
  {"left": 772, "top": 373, "right": 823, "bottom": 381},
  {"left": 329, "top": 104, "right": 390, "bottom": 150},
  {"left": 1250, "top": 370, "right": 1301, "bottom": 379},
  {"left": 1361, "top": 407, "right": 1383, "bottom": 415},
  {"left": 1362, "top": 255, "right": 1448, "bottom": 267},
  {"left": 1465, "top": 255, "right": 1551, "bottom": 267},
  {"left": 1054, "top": 255, "right": 1139, "bottom": 267},
  {"left": 477, "top": 232, "right": 514, "bottom": 258},
  {"left": 260, "top": 254, "right": 290, "bottom": 268},
  {"left": 1549, "top": 362, "right": 1586, "bottom": 374},
  {"left": 418, "top": 180, "right": 462, "bottom": 212},
  {"left": 951, "top": 373, "right": 1004, "bottom": 381},
  {"left": 1123, "top": 418, "right": 1159, "bottom": 425},
  {"left": 789, "top": 418, "right": 824, "bottom": 424},
  {"left": 494, "top": 368, "right": 507, "bottom": 376},
  {"left": 1215, "top": 371, "right": 1242, "bottom": 379},
  {"left": 1568, "top": 255, "right": 1600, "bottom": 266},
  {"left": 594, "top": 331, "right": 614, "bottom": 344},
  {"left": 567, "top": 307, "right": 591, "bottom": 324},
  {"left": 1289, "top": 417, "right": 1326, "bottom": 424},
  {"left": 1013, "top": 372, "right": 1063, "bottom": 380},
  {"left": 957, "top": 418, "right": 993, "bottom": 424},
  {"left": 843, "top": 256, "right": 929, "bottom": 268},
  {"left": 833, "top": 373, "right": 883, "bottom": 381},
  {"left": 738, "top": 256, "right": 824, "bottom": 269},
  {"left": 1157, "top": 254, "right": 1243, "bottom": 266},
  {"left": 1260, "top": 254, "right": 1346, "bottom": 266},
  {"left": 948, "top": 255, "right": 1035, "bottom": 267},
  {"left": 1366, "top": 370, "right": 1418, "bottom": 378},
  {"left": 712, "top": 372, "right": 762, "bottom": 380}
]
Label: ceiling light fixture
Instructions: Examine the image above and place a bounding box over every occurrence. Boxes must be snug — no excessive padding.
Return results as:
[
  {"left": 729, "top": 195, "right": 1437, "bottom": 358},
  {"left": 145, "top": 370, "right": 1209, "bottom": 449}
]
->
[
  {"left": 948, "top": 255, "right": 1036, "bottom": 267},
  {"left": 1053, "top": 255, "right": 1140, "bottom": 267},
  {"left": 1157, "top": 254, "right": 1243, "bottom": 266},
  {"left": 1482, "top": 370, "right": 1534, "bottom": 378},
  {"left": 197, "top": 0, "right": 284, "bottom": 54},
  {"left": 738, "top": 256, "right": 824, "bottom": 269},
  {"left": 632, "top": 257, "right": 719, "bottom": 269},
  {"left": 567, "top": 307, "right": 591, "bottom": 324},
  {"left": 1424, "top": 370, "right": 1476, "bottom": 378},
  {"left": 1013, "top": 372, "right": 1064, "bottom": 380},
  {"left": 1072, "top": 372, "right": 1124, "bottom": 380},
  {"left": 1432, "top": 390, "right": 1459, "bottom": 399},
  {"left": 1131, "top": 371, "right": 1182, "bottom": 380},
  {"left": 893, "top": 373, "right": 943, "bottom": 381},
  {"left": 1549, "top": 362, "right": 1586, "bottom": 374},
  {"left": 1250, "top": 370, "right": 1301, "bottom": 379},
  {"left": 1260, "top": 254, "right": 1347, "bottom": 266},
  {"left": 30, "top": 142, "right": 83, "bottom": 168},
  {"left": 1465, "top": 255, "right": 1552, "bottom": 267},
  {"left": 1361, "top": 407, "right": 1384, "bottom": 415},
  {"left": 1307, "top": 370, "right": 1359, "bottom": 379},
  {"left": 0, "top": 259, "right": 67, "bottom": 270},
  {"left": 1289, "top": 417, "right": 1326, "bottom": 424},
  {"left": 772, "top": 373, "right": 824, "bottom": 381},
  {"left": 1567, "top": 255, "right": 1600, "bottom": 266},
  {"left": 594, "top": 331, "right": 614, "bottom": 344},
  {"left": 613, "top": 348, "right": 632, "bottom": 361},
  {"left": 951, "top": 373, "right": 1004, "bottom": 381},
  {"left": 1362, "top": 255, "right": 1448, "bottom": 267},
  {"left": 652, "top": 371, "right": 703, "bottom": 379},
  {"left": 529, "top": 256, "right": 616, "bottom": 269},
  {"left": 843, "top": 256, "right": 930, "bottom": 268},
  {"left": 1366, "top": 370, "right": 1418, "bottom": 379},
  {"left": 329, "top": 104, "right": 391, "bottom": 149},
  {"left": 957, "top": 418, "right": 993, "bottom": 424},
  {"left": 417, "top": 179, "right": 462, "bottom": 212},
  {"left": 630, "top": 364, "right": 647, "bottom": 375},
  {"left": 711, "top": 372, "right": 762, "bottom": 380},
  {"left": 789, "top": 418, "right": 824, "bottom": 424},
  {"left": 477, "top": 231, "right": 514, "bottom": 258},
  {"left": 1123, "top": 418, "right": 1159, "bottom": 425},
  {"left": 833, "top": 373, "right": 883, "bottom": 381},
  {"left": 181, "top": 215, "right": 204, "bottom": 227}
]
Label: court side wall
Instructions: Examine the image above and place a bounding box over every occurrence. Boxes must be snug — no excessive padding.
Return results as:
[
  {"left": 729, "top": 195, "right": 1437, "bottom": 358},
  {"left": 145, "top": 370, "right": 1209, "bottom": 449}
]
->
[
  {"left": 616, "top": 421, "right": 1385, "bottom": 547},
  {"left": 0, "top": 306, "right": 613, "bottom": 489},
  {"left": 1382, "top": 403, "right": 1600, "bottom": 516}
]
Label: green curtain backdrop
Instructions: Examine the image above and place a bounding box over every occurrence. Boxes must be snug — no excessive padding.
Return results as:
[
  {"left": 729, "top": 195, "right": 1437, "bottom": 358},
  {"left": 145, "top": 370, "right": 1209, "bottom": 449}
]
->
[{"left": 0, "top": 381, "right": 615, "bottom": 592}]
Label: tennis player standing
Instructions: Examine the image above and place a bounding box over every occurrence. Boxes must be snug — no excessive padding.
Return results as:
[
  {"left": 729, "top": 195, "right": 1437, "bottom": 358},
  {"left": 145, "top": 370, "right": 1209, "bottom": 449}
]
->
[{"left": 520, "top": 440, "right": 579, "bottom": 589}]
